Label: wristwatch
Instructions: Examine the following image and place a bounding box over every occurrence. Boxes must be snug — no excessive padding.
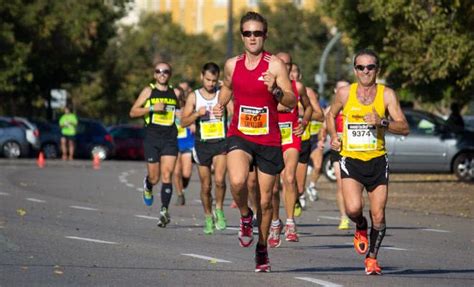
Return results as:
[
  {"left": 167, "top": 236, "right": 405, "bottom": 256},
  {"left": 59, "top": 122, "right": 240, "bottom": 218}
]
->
[{"left": 380, "top": 118, "right": 389, "bottom": 128}]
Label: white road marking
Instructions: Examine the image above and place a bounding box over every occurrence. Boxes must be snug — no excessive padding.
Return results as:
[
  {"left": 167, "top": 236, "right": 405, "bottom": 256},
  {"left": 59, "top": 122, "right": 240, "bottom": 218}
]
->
[
  {"left": 422, "top": 228, "right": 451, "bottom": 233},
  {"left": 0, "top": 192, "right": 10, "bottom": 196},
  {"left": 119, "top": 178, "right": 127, "bottom": 183},
  {"left": 65, "top": 236, "right": 118, "bottom": 245},
  {"left": 136, "top": 188, "right": 143, "bottom": 192},
  {"left": 383, "top": 247, "right": 408, "bottom": 251},
  {"left": 318, "top": 216, "right": 340, "bottom": 221},
  {"left": 295, "top": 277, "right": 343, "bottom": 287},
  {"left": 181, "top": 253, "right": 232, "bottom": 263},
  {"left": 26, "top": 198, "right": 46, "bottom": 203},
  {"left": 226, "top": 227, "right": 259, "bottom": 234},
  {"left": 135, "top": 215, "right": 160, "bottom": 220},
  {"left": 126, "top": 183, "right": 134, "bottom": 188},
  {"left": 69, "top": 206, "right": 98, "bottom": 211}
]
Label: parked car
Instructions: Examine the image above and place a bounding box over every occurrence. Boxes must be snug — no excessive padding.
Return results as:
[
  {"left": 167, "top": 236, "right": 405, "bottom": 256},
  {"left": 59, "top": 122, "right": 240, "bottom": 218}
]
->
[
  {"left": 0, "top": 116, "right": 40, "bottom": 154},
  {"left": 29, "top": 119, "right": 62, "bottom": 159},
  {"left": 108, "top": 124, "right": 144, "bottom": 160},
  {"left": 322, "top": 109, "right": 474, "bottom": 182},
  {"left": 464, "top": 115, "right": 474, "bottom": 132},
  {"left": 0, "top": 118, "right": 30, "bottom": 158},
  {"left": 74, "top": 118, "right": 115, "bottom": 160}
]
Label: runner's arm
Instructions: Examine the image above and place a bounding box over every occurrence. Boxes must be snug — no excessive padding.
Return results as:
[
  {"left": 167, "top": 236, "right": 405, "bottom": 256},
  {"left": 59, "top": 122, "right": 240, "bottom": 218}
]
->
[
  {"left": 384, "top": 88, "right": 410, "bottom": 136},
  {"left": 129, "top": 87, "right": 152, "bottom": 118},
  {"left": 307, "top": 87, "right": 324, "bottom": 122},
  {"left": 180, "top": 91, "right": 198, "bottom": 127}
]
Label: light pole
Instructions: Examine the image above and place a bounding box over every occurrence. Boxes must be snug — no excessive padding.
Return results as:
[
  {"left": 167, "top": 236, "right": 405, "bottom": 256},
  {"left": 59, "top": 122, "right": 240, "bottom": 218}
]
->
[
  {"left": 317, "top": 31, "right": 341, "bottom": 97},
  {"left": 226, "top": 0, "right": 233, "bottom": 59}
]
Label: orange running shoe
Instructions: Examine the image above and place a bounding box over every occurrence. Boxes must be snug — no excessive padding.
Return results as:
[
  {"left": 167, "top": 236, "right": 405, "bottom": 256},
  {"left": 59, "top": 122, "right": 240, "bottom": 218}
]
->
[
  {"left": 353, "top": 228, "right": 368, "bottom": 254},
  {"left": 365, "top": 257, "right": 382, "bottom": 275}
]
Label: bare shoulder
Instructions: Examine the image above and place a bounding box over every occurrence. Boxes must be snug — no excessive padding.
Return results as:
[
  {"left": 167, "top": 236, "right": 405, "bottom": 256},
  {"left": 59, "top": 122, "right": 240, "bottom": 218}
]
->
[
  {"left": 268, "top": 55, "right": 285, "bottom": 74},
  {"left": 382, "top": 85, "right": 397, "bottom": 105},
  {"left": 337, "top": 85, "right": 350, "bottom": 104},
  {"left": 306, "top": 86, "right": 318, "bottom": 99},
  {"left": 224, "top": 56, "right": 239, "bottom": 73}
]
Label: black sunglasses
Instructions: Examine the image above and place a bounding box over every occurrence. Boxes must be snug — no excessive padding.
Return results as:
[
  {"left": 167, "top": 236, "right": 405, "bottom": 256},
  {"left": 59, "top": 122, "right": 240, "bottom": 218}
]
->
[
  {"left": 155, "top": 68, "right": 171, "bottom": 75},
  {"left": 354, "top": 64, "right": 377, "bottom": 71},
  {"left": 241, "top": 30, "right": 265, "bottom": 38}
]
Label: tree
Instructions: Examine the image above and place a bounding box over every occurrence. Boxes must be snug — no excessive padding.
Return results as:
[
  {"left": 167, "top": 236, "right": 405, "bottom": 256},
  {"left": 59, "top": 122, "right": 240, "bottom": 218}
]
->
[
  {"left": 321, "top": 0, "right": 474, "bottom": 111},
  {"left": 0, "top": 0, "right": 129, "bottom": 118}
]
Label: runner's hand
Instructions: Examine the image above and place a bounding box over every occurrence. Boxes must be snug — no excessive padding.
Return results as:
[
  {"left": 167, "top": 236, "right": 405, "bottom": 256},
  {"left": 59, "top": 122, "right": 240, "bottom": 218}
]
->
[
  {"left": 364, "top": 107, "right": 381, "bottom": 126},
  {"left": 197, "top": 106, "right": 207, "bottom": 116},
  {"left": 153, "top": 102, "right": 165, "bottom": 112},
  {"left": 293, "top": 123, "right": 304, "bottom": 137},
  {"left": 330, "top": 136, "right": 341, "bottom": 151},
  {"left": 262, "top": 71, "right": 277, "bottom": 93},
  {"left": 212, "top": 103, "right": 224, "bottom": 119}
]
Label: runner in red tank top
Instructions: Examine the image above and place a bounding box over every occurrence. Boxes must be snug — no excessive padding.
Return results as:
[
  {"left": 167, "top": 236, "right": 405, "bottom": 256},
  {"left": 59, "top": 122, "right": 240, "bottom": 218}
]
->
[
  {"left": 268, "top": 52, "right": 313, "bottom": 248},
  {"left": 212, "top": 12, "right": 296, "bottom": 273}
]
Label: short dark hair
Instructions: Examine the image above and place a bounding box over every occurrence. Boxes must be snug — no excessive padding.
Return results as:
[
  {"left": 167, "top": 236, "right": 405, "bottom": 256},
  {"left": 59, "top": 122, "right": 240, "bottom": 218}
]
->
[
  {"left": 201, "top": 62, "right": 220, "bottom": 76},
  {"left": 353, "top": 48, "right": 380, "bottom": 67},
  {"left": 240, "top": 11, "right": 268, "bottom": 34}
]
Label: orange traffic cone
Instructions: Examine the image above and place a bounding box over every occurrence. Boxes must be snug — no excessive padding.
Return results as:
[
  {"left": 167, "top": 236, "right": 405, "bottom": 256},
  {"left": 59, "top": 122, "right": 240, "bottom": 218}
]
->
[
  {"left": 93, "top": 153, "right": 101, "bottom": 170},
  {"left": 37, "top": 152, "right": 45, "bottom": 168}
]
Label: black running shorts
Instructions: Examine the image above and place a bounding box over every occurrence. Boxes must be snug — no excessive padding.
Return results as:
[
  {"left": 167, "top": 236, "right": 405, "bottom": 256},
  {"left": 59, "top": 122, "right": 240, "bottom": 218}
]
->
[
  {"left": 144, "top": 134, "right": 178, "bottom": 163},
  {"left": 298, "top": 140, "right": 311, "bottom": 164},
  {"left": 340, "top": 154, "right": 389, "bottom": 192},
  {"left": 226, "top": 136, "right": 284, "bottom": 175},
  {"left": 193, "top": 140, "right": 227, "bottom": 167},
  {"left": 330, "top": 150, "right": 342, "bottom": 164}
]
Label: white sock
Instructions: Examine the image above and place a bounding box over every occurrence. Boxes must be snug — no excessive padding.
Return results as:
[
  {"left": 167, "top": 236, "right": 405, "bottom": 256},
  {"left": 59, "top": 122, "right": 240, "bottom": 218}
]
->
[
  {"left": 271, "top": 220, "right": 281, "bottom": 227},
  {"left": 286, "top": 218, "right": 295, "bottom": 225},
  {"left": 309, "top": 182, "right": 315, "bottom": 188}
]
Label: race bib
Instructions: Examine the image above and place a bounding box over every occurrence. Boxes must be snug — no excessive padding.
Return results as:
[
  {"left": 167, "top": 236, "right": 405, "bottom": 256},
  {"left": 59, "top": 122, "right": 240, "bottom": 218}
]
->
[
  {"left": 201, "top": 119, "right": 225, "bottom": 140},
  {"left": 237, "top": 105, "right": 269, "bottom": 135},
  {"left": 152, "top": 106, "right": 175, "bottom": 126},
  {"left": 301, "top": 122, "right": 311, "bottom": 141},
  {"left": 345, "top": 122, "right": 377, "bottom": 151},
  {"left": 309, "top": 121, "right": 322, "bottom": 135},
  {"left": 279, "top": 122, "right": 293, "bottom": 145}
]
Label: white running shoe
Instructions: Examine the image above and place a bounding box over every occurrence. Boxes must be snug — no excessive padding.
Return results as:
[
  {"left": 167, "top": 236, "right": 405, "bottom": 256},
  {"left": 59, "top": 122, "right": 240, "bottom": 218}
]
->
[{"left": 306, "top": 185, "right": 319, "bottom": 202}]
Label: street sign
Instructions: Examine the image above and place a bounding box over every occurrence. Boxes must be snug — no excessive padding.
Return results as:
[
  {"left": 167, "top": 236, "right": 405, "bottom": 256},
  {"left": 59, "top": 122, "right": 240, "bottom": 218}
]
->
[{"left": 50, "top": 89, "right": 67, "bottom": 109}]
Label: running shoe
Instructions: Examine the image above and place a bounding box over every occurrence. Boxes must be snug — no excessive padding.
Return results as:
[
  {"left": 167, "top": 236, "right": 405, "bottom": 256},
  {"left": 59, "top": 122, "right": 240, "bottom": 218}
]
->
[
  {"left": 143, "top": 176, "right": 153, "bottom": 206},
  {"left": 294, "top": 201, "right": 302, "bottom": 217},
  {"left": 268, "top": 220, "right": 283, "bottom": 248},
  {"left": 285, "top": 223, "right": 299, "bottom": 242},
  {"left": 175, "top": 194, "right": 185, "bottom": 206},
  {"left": 338, "top": 217, "right": 350, "bottom": 230},
  {"left": 306, "top": 185, "right": 319, "bottom": 202},
  {"left": 365, "top": 257, "right": 382, "bottom": 275},
  {"left": 238, "top": 209, "right": 254, "bottom": 247},
  {"left": 354, "top": 227, "right": 369, "bottom": 254},
  {"left": 157, "top": 207, "right": 170, "bottom": 228},
  {"left": 203, "top": 215, "right": 214, "bottom": 235},
  {"left": 255, "top": 246, "right": 271, "bottom": 272},
  {"left": 299, "top": 194, "right": 307, "bottom": 210},
  {"left": 215, "top": 208, "right": 227, "bottom": 230}
]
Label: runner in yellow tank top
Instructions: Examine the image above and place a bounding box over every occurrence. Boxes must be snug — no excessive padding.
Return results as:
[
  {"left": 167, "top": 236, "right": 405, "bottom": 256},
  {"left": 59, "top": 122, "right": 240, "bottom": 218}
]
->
[{"left": 326, "top": 49, "right": 409, "bottom": 276}]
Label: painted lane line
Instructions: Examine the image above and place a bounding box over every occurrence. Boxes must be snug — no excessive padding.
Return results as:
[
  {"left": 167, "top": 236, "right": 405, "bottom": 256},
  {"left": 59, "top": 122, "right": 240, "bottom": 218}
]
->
[
  {"left": 26, "top": 198, "right": 46, "bottom": 203},
  {"left": 136, "top": 187, "right": 143, "bottom": 192},
  {"left": 318, "top": 216, "right": 340, "bottom": 221},
  {"left": 0, "top": 192, "right": 10, "bottom": 196},
  {"left": 65, "top": 236, "right": 118, "bottom": 245},
  {"left": 383, "top": 247, "right": 408, "bottom": 251},
  {"left": 295, "top": 277, "right": 343, "bottom": 287},
  {"left": 126, "top": 183, "right": 134, "bottom": 188},
  {"left": 181, "top": 253, "right": 232, "bottom": 263},
  {"left": 69, "top": 206, "right": 98, "bottom": 211},
  {"left": 135, "top": 215, "right": 160, "bottom": 220},
  {"left": 422, "top": 228, "right": 451, "bottom": 233},
  {"left": 227, "top": 227, "right": 259, "bottom": 235}
]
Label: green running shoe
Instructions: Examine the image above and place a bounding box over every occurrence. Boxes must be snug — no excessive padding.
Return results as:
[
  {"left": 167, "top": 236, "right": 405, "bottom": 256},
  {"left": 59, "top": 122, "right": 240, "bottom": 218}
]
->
[
  {"left": 203, "top": 215, "right": 214, "bottom": 235},
  {"left": 215, "top": 208, "right": 227, "bottom": 230},
  {"left": 294, "top": 201, "right": 302, "bottom": 217},
  {"left": 157, "top": 207, "right": 170, "bottom": 228}
]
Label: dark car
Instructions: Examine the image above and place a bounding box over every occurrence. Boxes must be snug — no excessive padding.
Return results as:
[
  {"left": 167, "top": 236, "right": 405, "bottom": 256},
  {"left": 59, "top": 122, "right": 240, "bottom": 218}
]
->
[
  {"left": 74, "top": 118, "right": 115, "bottom": 160},
  {"left": 322, "top": 109, "right": 474, "bottom": 182},
  {"left": 29, "top": 119, "right": 62, "bottom": 159},
  {"left": 108, "top": 125, "right": 144, "bottom": 160},
  {"left": 0, "top": 118, "right": 30, "bottom": 158}
]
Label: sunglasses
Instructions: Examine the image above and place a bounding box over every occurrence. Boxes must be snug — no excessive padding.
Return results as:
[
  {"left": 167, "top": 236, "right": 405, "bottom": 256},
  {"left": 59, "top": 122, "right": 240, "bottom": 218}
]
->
[
  {"left": 155, "top": 68, "right": 171, "bottom": 75},
  {"left": 354, "top": 64, "right": 377, "bottom": 71},
  {"left": 241, "top": 30, "right": 265, "bottom": 38}
]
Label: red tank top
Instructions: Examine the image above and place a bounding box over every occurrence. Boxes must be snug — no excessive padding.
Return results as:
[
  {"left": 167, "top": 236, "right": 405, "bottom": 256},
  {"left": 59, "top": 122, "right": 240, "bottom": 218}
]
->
[
  {"left": 278, "top": 80, "right": 299, "bottom": 125},
  {"left": 228, "top": 51, "right": 281, "bottom": 146},
  {"left": 336, "top": 111, "right": 344, "bottom": 133}
]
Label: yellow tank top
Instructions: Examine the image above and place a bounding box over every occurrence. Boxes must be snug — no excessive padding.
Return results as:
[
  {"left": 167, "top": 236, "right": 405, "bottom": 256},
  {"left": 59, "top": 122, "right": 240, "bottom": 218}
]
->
[{"left": 340, "top": 83, "right": 386, "bottom": 161}]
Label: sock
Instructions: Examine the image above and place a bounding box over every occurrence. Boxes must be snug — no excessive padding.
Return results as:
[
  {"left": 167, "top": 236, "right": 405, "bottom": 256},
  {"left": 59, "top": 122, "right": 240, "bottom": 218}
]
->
[
  {"left": 286, "top": 218, "right": 295, "bottom": 225},
  {"left": 368, "top": 224, "right": 386, "bottom": 258},
  {"left": 182, "top": 177, "right": 190, "bottom": 189},
  {"left": 256, "top": 243, "right": 267, "bottom": 252},
  {"left": 271, "top": 220, "right": 281, "bottom": 227},
  {"left": 308, "top": 181, "right": 315, "bottom": 188},
  {"left": 242, "top": 208, "right": 253, "bottom": 220},
  {"left": 349, "top": 214, "right": 367, "bottom": 230},
  {"left": 145, "top": 176, "right": 153, "bottom": 190},
  {"left": 160, "top": 183, "right": 173, "bottom": 209}
]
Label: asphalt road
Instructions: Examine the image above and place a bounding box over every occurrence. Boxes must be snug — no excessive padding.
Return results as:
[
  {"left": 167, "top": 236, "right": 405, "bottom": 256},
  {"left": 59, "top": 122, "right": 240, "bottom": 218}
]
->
[{"left": 0, "top": 159, "right": 473, "bottom": 286}]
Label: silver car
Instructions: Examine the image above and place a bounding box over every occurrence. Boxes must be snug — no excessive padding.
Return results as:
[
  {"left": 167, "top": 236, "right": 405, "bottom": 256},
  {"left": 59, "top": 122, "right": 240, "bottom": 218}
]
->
[
  {"left": 0, "top": 118, "right": 30, "bottom": 158},
  {"left": 0, "top": 116, "right": 41, "bottom": 152},
  {"left": 322, "top": 109, "right": 474, "bottom": 182}
]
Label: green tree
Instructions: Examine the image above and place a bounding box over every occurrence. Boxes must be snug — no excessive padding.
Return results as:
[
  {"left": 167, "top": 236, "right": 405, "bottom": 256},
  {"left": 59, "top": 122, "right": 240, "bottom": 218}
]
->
[
  {"left": 321, "top": 0, "right": 474, "bottom": 111},
  {"left": 0, "top": 0, "right": 129, "bottom": 118},
  {"left": 101, "top": 13, "right": 225, "bottom": 124}
]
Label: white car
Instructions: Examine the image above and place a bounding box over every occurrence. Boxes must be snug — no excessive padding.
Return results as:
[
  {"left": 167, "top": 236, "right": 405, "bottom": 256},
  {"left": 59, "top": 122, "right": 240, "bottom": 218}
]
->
[{"left": 0, "top": 117, "right": 40, "bottom": 152}]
